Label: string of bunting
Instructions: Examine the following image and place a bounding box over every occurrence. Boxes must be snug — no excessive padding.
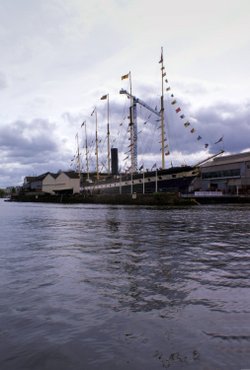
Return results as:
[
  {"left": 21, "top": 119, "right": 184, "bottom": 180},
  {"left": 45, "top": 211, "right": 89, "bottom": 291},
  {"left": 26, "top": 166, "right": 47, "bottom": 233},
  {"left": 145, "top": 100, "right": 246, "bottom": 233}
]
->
[
  {"left": 159, "top": 53, "right": 170, "bottom": 157},
  {"left": 160, "top": 53, "right": 224, "bottom": 150}
]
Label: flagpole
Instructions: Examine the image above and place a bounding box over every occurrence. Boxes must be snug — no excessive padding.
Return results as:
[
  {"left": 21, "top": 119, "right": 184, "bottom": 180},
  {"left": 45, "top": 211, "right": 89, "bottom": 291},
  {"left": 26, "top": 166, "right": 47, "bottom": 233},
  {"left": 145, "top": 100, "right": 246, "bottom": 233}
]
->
[
  {"left": 95, "top": 109, "right": 99, "bottom": 180},
  {"left": 82, "top": 121, "right": 89, "bottom": 181},
  {"left": 91, "top": 107, "right": 99, "bottom": 181},
  {"left": 107, "top": 94, "right": 111, "bottom": 174},
  {"left": 129, "top": 71, "right": 132, "bottom": 96},
  {"left": 155, "top": 168, "right": 158, "bottom": 193},
  {"left": 100, "top": 94, "right": 111, "bottom": 174},
  {"left": 121, "top": 71, "right": 137, "bottom": 174},
  {"left": 129, "top": 71, "right": 137, "bottom": 174},
  {"left": 76, "top": 132, "right": 81, "bottom": 180},
  {"left": 160, "top": 47, "right": 166, "bottom": 169},
  {"left": 85, "top": 122, "right": 89, "bottom": 181},
  {"left": 129, "top": 71, "right": 134, "bottom": 174},
  {"left": 142, "top": 166, "right": 145, "bottom": 194}
]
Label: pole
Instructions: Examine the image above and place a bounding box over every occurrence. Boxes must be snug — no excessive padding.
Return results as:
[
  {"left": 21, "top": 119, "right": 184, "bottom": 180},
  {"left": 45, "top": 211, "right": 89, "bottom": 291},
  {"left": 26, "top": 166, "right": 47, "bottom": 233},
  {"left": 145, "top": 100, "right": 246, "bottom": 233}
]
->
[
  {"left": 128, "top": 71, "right": 136, "bottom": 174},
  {"left": 100, "top": 94, "right": 111, "bottom": 174},
  {"left": 160, "top": 47, "right": 166, "bottom": 169},
  {"left": 94, "top": 108, "right": 99, "bottom": 180},
  {"left": 76, "top": 133, "right": 81, "bottom": 180},
  {"left": 83, "top": 121, "right": 90, "bottom": 181},
  {"left": 143, "top": 170, "right": 145, "bottom": 194},
  {"left": 107, "top": 94, "right": 111, "bottom": 174},
  {"left": 155, "top": 168, "right": 158, "bottom": 193}
]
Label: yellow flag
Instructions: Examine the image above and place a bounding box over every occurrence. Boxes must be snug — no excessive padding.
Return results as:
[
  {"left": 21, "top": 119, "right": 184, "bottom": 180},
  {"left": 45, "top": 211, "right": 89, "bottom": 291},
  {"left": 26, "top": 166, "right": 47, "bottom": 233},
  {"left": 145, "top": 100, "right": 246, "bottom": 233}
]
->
[{"left": 121, "top": 73, "right": 129, "bottom": 80}]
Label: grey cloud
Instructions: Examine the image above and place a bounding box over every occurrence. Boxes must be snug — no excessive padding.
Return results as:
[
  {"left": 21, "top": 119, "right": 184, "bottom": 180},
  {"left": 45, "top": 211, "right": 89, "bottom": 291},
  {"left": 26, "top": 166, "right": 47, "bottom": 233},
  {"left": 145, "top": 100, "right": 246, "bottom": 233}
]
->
[
  {"left": 66, "top": 91, "right": 250, "bottom": 171},
  {"left": 0, "top": 119, "right": 57, "bottom": 161},
  {"left": 193, "top": 101, "right": 250, "bottom": 153},
  {"left": 141, "top": 97, "right": 250, "bottom": 157},
  {"left": 0, "top": 118, "right": 70, "bottom": 187},
  {"left": 134, "top": 79, "right": 248, "bottom": 156},
  {"left": 78, "top": 92, "right": 249, "bottom": 162},
  {"left": 1, "top": 95, "right": 249, "bottom": 188}
]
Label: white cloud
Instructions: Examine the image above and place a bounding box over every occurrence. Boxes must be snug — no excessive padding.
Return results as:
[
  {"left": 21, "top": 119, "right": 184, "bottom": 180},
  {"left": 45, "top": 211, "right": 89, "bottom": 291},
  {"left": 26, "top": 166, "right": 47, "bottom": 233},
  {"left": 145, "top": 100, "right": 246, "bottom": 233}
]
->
[{"left": 0, "top": 0, "right": 250, "bottom": 187}]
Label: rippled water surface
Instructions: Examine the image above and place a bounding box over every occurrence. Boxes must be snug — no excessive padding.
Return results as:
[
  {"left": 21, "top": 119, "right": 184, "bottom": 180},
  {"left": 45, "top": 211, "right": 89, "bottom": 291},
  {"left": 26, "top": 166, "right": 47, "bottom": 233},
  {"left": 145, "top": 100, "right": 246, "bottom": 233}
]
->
[{"left": 0, "top": 199, "right": 250, "bottom": 369}]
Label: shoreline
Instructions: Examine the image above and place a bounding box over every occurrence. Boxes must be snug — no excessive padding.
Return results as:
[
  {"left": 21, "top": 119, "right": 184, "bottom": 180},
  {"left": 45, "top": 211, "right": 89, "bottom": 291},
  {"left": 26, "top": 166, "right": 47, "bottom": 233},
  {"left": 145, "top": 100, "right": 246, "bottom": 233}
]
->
[{"left": 7, "top": 192, "right": 197, "bottom": 206}]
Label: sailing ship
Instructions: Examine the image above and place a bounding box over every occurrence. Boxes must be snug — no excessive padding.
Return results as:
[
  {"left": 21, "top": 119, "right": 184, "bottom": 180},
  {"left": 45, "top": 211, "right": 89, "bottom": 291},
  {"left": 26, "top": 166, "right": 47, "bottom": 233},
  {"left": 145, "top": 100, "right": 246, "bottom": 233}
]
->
[{"left": 75, "top": 48, "right": 221, "bottom": 196}]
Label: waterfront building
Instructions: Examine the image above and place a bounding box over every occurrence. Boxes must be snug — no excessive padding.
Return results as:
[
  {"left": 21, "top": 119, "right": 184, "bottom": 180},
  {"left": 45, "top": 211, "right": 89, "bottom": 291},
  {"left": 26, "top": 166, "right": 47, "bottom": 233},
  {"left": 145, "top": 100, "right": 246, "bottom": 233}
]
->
[
  {"left": 23, "top": 171, "right": 80, "bottom": 194},
  {"left": 199, "top": 151, "right": 250, "bottom": 195}
]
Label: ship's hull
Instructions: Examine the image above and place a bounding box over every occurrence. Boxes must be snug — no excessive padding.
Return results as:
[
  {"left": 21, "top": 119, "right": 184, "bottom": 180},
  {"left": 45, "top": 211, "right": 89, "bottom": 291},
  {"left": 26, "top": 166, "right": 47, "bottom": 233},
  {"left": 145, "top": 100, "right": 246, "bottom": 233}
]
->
[{"left": 83, "top": 166, "right": 198, "bottom": 195}]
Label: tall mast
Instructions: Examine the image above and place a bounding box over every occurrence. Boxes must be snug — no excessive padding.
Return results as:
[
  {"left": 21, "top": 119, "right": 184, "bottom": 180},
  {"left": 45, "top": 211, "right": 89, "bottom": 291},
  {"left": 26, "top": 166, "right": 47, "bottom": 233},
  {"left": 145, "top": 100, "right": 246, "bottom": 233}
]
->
[
  {"left": 159, "top": 46, "right": 166, "bottom": 169},
  {"left": 120, "top": 88, "right": 160, "bottom": 173},
  {"left": 128, "top": 71, "right": 137, "bottom": 173},
  {"left": 81, "top": 121, "right": 89, "bottom": 181},
  {"left": 91, "top": 107, "right": 99, "bottom": 180},
  {"left": 130, "top": 99, "right": 137, "bottom": 173},
  {"left": 121, "top": 71, "right": 137, "bottom": 173},
  {"left": 85, "top": 122, "right": 89, "bottom": 180},
  {"left": 100, "top": 93, "right": 111, "bottom": 174},
  {"left": 95, "top": 109, "right": 99, "bottom": 180},
  {"left": 76, "top": 132, "right": 81, "bottom": 179},
  {"left": 107, "top": 94, "right": 110, "bottom": 174}
]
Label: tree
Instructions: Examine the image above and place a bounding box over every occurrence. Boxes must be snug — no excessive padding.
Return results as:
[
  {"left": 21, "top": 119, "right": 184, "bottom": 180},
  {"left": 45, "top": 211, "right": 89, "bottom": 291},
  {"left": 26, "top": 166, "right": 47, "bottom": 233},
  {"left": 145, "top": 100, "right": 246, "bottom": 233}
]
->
[{"left": 0, "top": 189, "right": 5, "bottom": 198}]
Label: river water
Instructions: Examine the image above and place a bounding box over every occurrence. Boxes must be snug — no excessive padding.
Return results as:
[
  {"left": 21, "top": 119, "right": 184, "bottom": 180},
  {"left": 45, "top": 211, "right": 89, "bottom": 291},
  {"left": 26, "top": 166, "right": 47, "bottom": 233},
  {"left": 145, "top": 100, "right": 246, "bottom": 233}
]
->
[{"left": 0, "top": 199, "right": 249, "bottom": 370}]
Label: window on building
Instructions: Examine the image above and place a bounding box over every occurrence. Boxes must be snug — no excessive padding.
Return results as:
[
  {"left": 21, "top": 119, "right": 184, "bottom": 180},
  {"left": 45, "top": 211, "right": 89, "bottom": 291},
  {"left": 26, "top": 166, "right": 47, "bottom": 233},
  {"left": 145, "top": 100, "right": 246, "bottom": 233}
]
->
[{"left": 202, "top": 168, "right": 240, "bottom": 179}]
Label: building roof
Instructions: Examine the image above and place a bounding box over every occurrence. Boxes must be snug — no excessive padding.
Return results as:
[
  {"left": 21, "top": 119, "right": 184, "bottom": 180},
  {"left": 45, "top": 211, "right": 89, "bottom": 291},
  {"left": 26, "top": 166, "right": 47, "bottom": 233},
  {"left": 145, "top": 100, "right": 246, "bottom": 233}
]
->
[
  {"left": 63, "top": 171, "right": 80, "bottom": 179},
  {"left": 202, "top": 151, "right": 250, "bottom": 168},
  {"left": 24, "top": 171, "right": 79, "bottom": 184},
  {"left": 25, "top": 172, "right": 51, "bottom": 182}
]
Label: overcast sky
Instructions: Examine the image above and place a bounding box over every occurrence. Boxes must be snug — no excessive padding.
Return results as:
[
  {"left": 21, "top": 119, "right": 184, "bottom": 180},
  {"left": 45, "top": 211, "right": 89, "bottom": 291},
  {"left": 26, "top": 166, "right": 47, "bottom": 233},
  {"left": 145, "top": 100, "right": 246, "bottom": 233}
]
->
[{"left": 0, "top": 0, "right": 250, "bottom": 187}]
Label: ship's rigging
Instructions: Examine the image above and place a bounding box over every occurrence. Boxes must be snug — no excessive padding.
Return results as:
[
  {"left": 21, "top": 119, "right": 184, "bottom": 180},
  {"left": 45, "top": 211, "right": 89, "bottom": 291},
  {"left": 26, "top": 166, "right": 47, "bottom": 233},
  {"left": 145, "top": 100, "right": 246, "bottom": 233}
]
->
[
  {"left": 119, "top": 88, "right": 161, "bottom": 173},
  {"left": 70, "top": 47, "right": 224, "bottom": 176}
]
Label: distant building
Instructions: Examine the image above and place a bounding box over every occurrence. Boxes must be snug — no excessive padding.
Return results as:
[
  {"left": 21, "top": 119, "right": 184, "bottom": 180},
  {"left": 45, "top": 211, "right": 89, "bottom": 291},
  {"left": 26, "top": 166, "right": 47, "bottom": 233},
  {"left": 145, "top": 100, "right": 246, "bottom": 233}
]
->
[
  {"left": 200, "top": 151, "right": 250, "bottom": 195},
  {"left": 23, "top": 171, "right": 80, "bottom": 194}
]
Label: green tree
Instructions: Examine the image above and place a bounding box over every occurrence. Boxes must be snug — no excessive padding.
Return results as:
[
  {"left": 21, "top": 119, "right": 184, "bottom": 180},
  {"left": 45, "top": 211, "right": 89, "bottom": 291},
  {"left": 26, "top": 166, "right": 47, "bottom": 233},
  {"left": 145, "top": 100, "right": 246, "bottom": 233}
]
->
[{"left": 0, "top": 189, "right": 5, "bottom": 198}]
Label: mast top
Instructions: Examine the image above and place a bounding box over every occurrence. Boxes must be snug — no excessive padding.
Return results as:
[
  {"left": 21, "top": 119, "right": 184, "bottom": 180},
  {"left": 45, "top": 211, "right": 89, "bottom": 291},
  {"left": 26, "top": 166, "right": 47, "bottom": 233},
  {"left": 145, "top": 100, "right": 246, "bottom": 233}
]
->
[{"left": 159, "top": 47, "right": 166, "bottom": 169}]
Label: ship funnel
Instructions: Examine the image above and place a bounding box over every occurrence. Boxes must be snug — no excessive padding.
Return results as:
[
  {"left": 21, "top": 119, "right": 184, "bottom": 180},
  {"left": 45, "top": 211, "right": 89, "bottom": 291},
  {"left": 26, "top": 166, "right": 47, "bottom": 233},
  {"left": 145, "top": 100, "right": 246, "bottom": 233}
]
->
[{"left": 111, "top": 148, "right": 119, "bottom": 175}]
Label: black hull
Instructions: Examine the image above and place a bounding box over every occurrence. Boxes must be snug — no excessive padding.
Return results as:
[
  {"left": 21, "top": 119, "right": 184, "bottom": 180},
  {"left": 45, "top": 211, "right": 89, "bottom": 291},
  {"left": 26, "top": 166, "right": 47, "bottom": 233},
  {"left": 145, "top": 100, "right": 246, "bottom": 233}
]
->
[{"left": 83, "top": 166, "right": 198, "bottom": 195}]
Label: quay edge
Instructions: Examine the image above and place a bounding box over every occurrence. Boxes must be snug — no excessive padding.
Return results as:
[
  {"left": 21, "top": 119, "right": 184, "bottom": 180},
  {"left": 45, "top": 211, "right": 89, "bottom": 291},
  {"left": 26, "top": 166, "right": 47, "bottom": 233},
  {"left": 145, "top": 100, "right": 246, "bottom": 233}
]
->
[{"left": 9, "top": 192, "right": 198, "bottom": 206}]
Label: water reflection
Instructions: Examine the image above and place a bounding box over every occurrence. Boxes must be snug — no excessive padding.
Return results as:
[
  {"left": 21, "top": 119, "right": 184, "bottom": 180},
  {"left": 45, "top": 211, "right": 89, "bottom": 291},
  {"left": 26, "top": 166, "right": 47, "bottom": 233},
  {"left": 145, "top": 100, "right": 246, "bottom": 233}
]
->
[{"left": 0, "top": 201, "right": 250, "bottom": 369}]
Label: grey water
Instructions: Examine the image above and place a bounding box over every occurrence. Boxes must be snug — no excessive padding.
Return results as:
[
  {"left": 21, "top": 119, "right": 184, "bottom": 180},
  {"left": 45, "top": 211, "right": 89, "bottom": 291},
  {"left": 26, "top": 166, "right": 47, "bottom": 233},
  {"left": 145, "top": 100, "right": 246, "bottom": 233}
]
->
[{"left": 0, "top": 199, "right": 249, "bottom": 370}]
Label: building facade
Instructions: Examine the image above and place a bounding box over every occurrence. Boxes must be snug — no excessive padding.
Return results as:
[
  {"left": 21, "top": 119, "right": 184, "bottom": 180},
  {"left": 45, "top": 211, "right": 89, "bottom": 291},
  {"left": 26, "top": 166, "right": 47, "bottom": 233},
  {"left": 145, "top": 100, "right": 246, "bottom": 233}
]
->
[
  {"left": 23, "top": 171, "right": 80, "bottom": 194},
  {"left": 200, "top": 152, "right": 250, "bottom": 195}
]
